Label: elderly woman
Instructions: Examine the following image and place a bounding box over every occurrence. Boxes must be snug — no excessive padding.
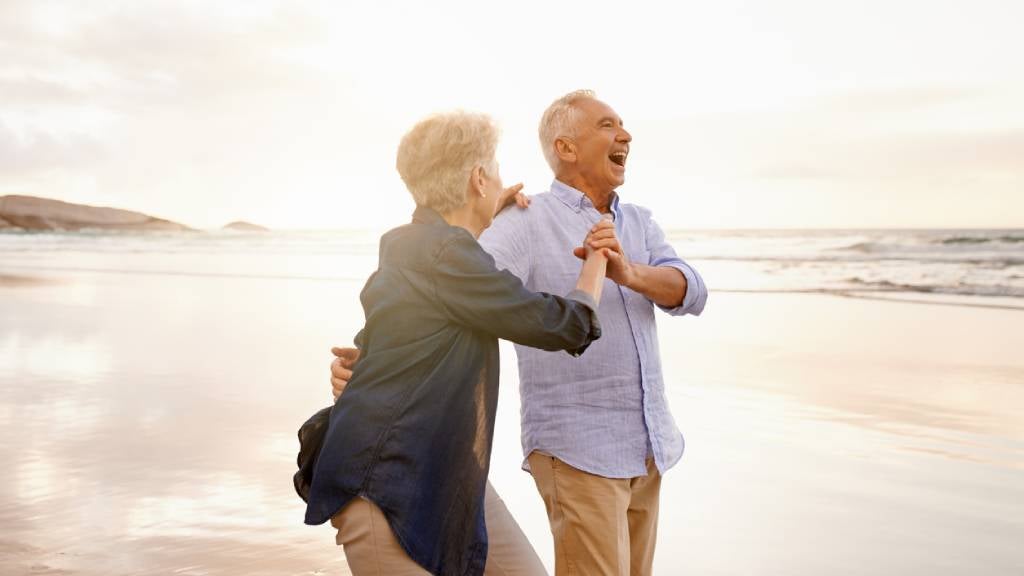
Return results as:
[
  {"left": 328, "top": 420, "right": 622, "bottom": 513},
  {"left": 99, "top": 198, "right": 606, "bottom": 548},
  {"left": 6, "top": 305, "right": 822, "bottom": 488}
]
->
[{"left": 304, "top": 112, "right": 611, "bottom": 576}]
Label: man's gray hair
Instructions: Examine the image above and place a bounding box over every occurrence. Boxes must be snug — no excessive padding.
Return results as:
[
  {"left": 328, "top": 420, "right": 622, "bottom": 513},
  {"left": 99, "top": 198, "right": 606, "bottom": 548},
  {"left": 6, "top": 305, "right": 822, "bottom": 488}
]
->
[{"left": 538, "top": 89, "right": 596, "bottom": 171}]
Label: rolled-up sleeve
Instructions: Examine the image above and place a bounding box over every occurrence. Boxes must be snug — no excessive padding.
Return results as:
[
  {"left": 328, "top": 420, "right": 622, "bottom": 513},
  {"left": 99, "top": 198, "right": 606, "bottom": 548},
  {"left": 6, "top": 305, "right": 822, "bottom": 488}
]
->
[
  {"left": 433, "top": 232, "right": 601, "bottom": 355},
  {"left": 645, "top": 213, "right": 707, "bottom": 316}
]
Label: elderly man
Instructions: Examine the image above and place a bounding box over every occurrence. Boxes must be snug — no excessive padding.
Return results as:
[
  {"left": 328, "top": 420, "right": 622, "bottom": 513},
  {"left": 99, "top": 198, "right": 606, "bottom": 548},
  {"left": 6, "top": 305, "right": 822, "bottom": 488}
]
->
[{"left": 333, "top": 91, "right": 706, "bottom": 575}]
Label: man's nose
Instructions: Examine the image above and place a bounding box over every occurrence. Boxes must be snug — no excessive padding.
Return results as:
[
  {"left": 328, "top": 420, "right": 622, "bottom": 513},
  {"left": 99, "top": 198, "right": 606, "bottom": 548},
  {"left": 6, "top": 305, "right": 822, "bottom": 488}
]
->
[{"left": 618, "top": 127, "right": 632, "bottom": 143}]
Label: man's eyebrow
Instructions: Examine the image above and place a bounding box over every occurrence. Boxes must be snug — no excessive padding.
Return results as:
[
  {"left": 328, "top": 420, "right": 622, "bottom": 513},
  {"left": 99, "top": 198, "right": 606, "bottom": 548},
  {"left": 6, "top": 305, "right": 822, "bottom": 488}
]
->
[{"left": 597, "top": 115, "right": 623, "bottom": 126}]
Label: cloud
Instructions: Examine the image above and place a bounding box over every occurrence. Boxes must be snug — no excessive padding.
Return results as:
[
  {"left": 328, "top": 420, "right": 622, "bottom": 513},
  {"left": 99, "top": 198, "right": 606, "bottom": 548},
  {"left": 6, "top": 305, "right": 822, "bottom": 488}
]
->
[
  {"left": 1, "top": 1, "right": 1021, "bottom": 228},
  {"left": 1, "top": 1, "right": 330, "bottom": 108},
  {"left": 818, "top": 86, "right": 979, "bottom": 114},
  {"left": 0, "top": 76, "right": 85, "bottom": 106},
  {"left": 0, "top": 120, "right": 106, "bottom": 176},
  {"left": 642, "top": 85, "right": 1024, "bottom": 184},
  {"left": 0, "top": 1, "right": 338, "bottom": 187},
  {"left": 753, "top": 130, "right": 1024, "bottom": 182}
]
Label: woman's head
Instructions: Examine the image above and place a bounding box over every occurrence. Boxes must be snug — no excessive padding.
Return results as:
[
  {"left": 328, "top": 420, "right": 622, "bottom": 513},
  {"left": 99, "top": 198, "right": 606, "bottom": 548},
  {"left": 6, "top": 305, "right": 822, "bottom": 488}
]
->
[{"left": 396, "top": 112, "right": 503, "bottom": 225}]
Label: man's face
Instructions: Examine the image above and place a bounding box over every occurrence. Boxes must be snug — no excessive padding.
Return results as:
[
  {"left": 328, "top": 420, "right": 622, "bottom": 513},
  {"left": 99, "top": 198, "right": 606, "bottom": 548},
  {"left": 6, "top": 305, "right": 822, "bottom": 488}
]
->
[{"left": 567, "top": 98, "right": 632, "bottom": 193}]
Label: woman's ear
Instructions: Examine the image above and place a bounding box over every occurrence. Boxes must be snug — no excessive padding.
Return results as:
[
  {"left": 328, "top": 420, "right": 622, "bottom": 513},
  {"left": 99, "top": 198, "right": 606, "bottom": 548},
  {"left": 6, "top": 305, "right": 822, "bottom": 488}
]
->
[{"left": 470, "top": 165, "right": 488, "bottom": 198}]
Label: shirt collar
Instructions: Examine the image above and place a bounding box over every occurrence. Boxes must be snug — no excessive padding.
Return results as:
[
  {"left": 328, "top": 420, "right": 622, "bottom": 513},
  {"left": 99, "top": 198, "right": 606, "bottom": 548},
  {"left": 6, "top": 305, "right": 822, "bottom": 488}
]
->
[
  {"left": 411, "top": 205, "right": 448, "bottom": 226},
  {"left": 550, "top": 179, "right": 620, "bottom": 220}
]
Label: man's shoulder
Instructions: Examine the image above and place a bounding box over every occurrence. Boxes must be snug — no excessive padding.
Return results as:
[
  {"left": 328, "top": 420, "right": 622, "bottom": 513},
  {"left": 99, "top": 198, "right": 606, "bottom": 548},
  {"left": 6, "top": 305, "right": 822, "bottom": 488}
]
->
[
  {"left": 485, "top": 191, "right": 562, "bottom": 237},
  {"left": 494, "top": 191, "right": 560, "bottom": 220},
  {"left": 617, "top": 198, "right": 654, "bottom": 222},
  {"left": 529, "top": 190, "right": 560, "bottom": 204}
]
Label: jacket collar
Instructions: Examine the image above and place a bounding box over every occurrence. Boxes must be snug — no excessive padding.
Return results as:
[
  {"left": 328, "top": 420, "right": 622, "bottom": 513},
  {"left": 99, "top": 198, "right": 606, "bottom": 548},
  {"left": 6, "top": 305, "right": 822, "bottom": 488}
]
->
[{"left": 412, "top": 205, "right": 448, "bottom": 226}]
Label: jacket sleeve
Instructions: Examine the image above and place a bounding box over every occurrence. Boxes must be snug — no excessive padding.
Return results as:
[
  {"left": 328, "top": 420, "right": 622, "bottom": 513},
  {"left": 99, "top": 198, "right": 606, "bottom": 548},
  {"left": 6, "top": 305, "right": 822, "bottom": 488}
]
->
[{"left": 432, "top": 231, "right": 601, "bottom": 356}]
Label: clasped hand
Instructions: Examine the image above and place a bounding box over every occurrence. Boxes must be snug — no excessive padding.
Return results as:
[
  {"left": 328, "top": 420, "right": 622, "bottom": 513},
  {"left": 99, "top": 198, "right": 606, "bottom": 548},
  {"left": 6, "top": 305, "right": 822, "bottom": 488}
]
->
[{"left": 573, "top": 217, "right": 635, "bottom": 286}]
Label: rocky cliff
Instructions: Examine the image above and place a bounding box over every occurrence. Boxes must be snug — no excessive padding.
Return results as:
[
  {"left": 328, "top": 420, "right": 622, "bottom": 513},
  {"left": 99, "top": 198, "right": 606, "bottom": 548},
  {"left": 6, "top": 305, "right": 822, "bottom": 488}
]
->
[
  {"left": 222, "top": 221, "right": 270, "bottom": 232},
  {"left": 0, "top": 196, "right": 193, "bottom": 231}
]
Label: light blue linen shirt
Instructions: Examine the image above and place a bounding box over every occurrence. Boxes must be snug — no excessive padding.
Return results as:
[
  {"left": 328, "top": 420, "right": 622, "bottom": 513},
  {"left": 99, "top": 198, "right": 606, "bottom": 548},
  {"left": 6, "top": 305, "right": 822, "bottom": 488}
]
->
[{"left": 479, "top": 179, "right": 707, "bottom": 478}]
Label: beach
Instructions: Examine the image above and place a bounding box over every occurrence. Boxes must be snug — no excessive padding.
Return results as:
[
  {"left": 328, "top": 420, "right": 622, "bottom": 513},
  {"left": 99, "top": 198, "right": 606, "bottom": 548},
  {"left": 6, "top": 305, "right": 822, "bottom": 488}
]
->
[
  {"left": 6, "top": 0, "right": 1024, "bottom": 572},
  {"left": 1, "top": 231, "right": 1022, "bottom": 575}
]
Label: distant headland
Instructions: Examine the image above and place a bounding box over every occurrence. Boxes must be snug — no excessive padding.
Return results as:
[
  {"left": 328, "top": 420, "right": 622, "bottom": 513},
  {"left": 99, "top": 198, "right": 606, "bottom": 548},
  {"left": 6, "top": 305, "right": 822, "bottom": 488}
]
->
[{"left": 0, "top": 195, "right": 267, "bottom": 232}]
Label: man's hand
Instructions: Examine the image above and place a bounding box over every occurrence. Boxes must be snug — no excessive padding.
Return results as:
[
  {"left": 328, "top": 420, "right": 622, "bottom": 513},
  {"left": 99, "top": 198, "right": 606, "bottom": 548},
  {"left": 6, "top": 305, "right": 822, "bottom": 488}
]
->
[
  {"left": 330, "top": 346, "right": 361, "bottom": 401},
  {"left": 495, "top": 183, "right": 530, "bottom": 216},
  {"left": 574, "top": 218, "right": 636, "bottom": 286}
]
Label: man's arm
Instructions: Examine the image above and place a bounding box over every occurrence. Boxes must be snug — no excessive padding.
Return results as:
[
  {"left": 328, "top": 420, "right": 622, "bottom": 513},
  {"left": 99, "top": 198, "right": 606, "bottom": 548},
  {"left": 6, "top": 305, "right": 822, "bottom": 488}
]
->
[
  {"left": 330, "top": 346, "right": 360, "bottom": 400},
  {"left": 617, "top": 261, "right": 688, "bottom": 308},
  {"left": 577, "top": 210, "right": 707, "bottom": 315}
]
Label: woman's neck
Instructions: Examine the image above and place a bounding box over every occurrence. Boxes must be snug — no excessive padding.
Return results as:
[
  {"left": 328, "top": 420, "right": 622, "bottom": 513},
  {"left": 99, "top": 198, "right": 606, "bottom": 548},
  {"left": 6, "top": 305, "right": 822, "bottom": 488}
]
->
[{"left": 441, "top": 207, "right": 484, "bottom": 238}]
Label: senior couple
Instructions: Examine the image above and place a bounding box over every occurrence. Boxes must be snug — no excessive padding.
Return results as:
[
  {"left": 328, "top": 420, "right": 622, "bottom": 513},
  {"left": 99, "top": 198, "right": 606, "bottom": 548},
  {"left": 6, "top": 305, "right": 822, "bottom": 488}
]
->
[{"left": 304, "top": 90, "right": 707, "bottom": 576}]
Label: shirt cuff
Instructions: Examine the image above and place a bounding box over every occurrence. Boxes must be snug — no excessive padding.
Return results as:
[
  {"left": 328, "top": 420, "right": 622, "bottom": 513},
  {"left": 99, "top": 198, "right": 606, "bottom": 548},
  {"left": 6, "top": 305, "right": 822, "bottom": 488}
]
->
[
  {"left": 566, "top": 288, "right": 597, "bottom": 312},
  {"left": 658, "top": 263, "right": 707, "bottom": 316}
]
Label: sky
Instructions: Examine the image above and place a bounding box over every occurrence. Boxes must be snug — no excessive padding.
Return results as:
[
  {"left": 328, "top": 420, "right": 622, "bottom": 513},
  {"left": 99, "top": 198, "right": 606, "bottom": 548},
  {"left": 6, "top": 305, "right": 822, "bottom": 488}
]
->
[{"left": 1, "top": 0, "right": 1022, "bottom": 230}]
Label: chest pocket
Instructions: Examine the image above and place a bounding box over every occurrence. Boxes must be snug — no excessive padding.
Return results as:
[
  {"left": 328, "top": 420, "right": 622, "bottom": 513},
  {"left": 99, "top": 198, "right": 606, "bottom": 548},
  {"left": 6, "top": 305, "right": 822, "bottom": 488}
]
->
[
  {"left": 621, "top": 246, "right": 655, "bottom": 314},
  {"left": 628, "top": 247, "right": 651, "bottom": 267}
]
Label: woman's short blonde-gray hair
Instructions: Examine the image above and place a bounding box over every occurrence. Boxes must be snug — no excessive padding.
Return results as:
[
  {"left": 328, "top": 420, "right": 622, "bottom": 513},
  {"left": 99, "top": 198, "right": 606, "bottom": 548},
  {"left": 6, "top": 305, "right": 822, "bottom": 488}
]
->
[
  {"left": 538, "top": 89, "right": 596, "bottom": 171},
  {"left": 396, "top": 111, "right": 500, "bottom": 214}
]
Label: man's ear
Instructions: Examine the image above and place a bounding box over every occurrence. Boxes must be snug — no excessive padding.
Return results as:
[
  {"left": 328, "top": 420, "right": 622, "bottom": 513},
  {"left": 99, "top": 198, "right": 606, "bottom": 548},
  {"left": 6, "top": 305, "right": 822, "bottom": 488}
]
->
[{"left": 555, "top": 138, "right": 577, "bottom": 164}]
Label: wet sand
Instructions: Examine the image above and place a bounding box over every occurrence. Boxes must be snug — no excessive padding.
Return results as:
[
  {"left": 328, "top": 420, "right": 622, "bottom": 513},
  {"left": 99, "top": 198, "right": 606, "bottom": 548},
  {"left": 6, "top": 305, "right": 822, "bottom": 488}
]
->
[
  {"left": 1, "top": 269, "right": 1021, "bottom": 575},
  {"left": 0, "top": 274, "right": 62, "bottom": 287}
]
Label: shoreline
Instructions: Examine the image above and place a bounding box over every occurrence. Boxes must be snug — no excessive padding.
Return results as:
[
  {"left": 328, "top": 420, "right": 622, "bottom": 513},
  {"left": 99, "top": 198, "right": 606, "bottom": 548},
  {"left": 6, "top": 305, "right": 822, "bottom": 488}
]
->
[
  {"left": 4, "top": 264, "right": 1022, "bottom": 312},
  {"left": 714, "top": 288, "right": 1024, "bottom": 311}
]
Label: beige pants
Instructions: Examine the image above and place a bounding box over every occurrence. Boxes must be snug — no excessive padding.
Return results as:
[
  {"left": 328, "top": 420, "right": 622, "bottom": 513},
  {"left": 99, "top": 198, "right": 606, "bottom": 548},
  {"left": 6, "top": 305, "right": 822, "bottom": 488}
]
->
[
  {"left": 527, "top": 452, "right": 662, "bottom": 576},
  {"left": 331, "top": 482, "right": 547, "bottom": 575}
]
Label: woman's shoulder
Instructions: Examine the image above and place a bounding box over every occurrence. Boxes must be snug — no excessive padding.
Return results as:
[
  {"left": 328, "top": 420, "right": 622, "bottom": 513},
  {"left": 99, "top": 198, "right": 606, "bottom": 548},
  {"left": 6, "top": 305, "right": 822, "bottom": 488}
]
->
[
  {"left": 435, "top": 227, "right": 494, "bottom": 270},
  {"left": 379, "top": 221, "right": 480, "bottom": 269}
]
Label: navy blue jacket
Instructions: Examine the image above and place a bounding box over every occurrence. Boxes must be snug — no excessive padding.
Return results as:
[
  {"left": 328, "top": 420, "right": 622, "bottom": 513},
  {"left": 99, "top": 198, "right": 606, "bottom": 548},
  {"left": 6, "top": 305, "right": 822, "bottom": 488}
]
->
[{"left": 305, "top": 206, "right": 601, "bottom": 576}]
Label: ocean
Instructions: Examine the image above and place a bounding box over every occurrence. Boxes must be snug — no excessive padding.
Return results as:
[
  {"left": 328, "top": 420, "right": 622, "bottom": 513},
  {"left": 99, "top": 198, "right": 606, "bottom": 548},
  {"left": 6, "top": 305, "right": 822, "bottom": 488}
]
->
[{"left": 1, "top": 227, "right": 1022, "bottom": 306}]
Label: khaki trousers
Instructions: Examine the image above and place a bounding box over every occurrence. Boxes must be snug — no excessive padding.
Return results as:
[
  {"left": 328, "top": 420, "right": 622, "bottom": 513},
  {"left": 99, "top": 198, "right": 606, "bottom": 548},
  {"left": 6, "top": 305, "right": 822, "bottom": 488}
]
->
[
  {"left": 331, "top": 482, "right": 547, "bottom": 575},
  {"left": 527, "top": 452, "right": 662, "bottom": 576}
]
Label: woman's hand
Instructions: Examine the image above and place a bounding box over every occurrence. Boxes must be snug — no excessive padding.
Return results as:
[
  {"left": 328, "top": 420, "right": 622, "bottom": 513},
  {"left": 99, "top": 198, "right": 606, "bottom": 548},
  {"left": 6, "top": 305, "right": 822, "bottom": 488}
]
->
[{"left": 495, "top": 183, "right": 530, "bottom": 216}]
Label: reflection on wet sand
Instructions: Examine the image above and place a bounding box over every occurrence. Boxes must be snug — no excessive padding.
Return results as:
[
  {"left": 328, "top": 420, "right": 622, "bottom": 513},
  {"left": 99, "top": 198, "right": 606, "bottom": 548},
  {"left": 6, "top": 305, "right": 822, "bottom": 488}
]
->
[
  {"left": 1, "top": 270, "right": 1022, "bottom": 575},
  {"left": 0, "top": 274, "right": 64, "bottom": 287}
]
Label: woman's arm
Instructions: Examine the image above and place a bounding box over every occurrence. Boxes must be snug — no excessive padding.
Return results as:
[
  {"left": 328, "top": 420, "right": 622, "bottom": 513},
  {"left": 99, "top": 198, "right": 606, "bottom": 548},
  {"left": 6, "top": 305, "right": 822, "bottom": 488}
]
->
[
  {"left": 433, "top": 231, "right": 605, "bottom": 355},
  {"left": 573, "top": 216, "right": 613, "bottom": 304}
]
